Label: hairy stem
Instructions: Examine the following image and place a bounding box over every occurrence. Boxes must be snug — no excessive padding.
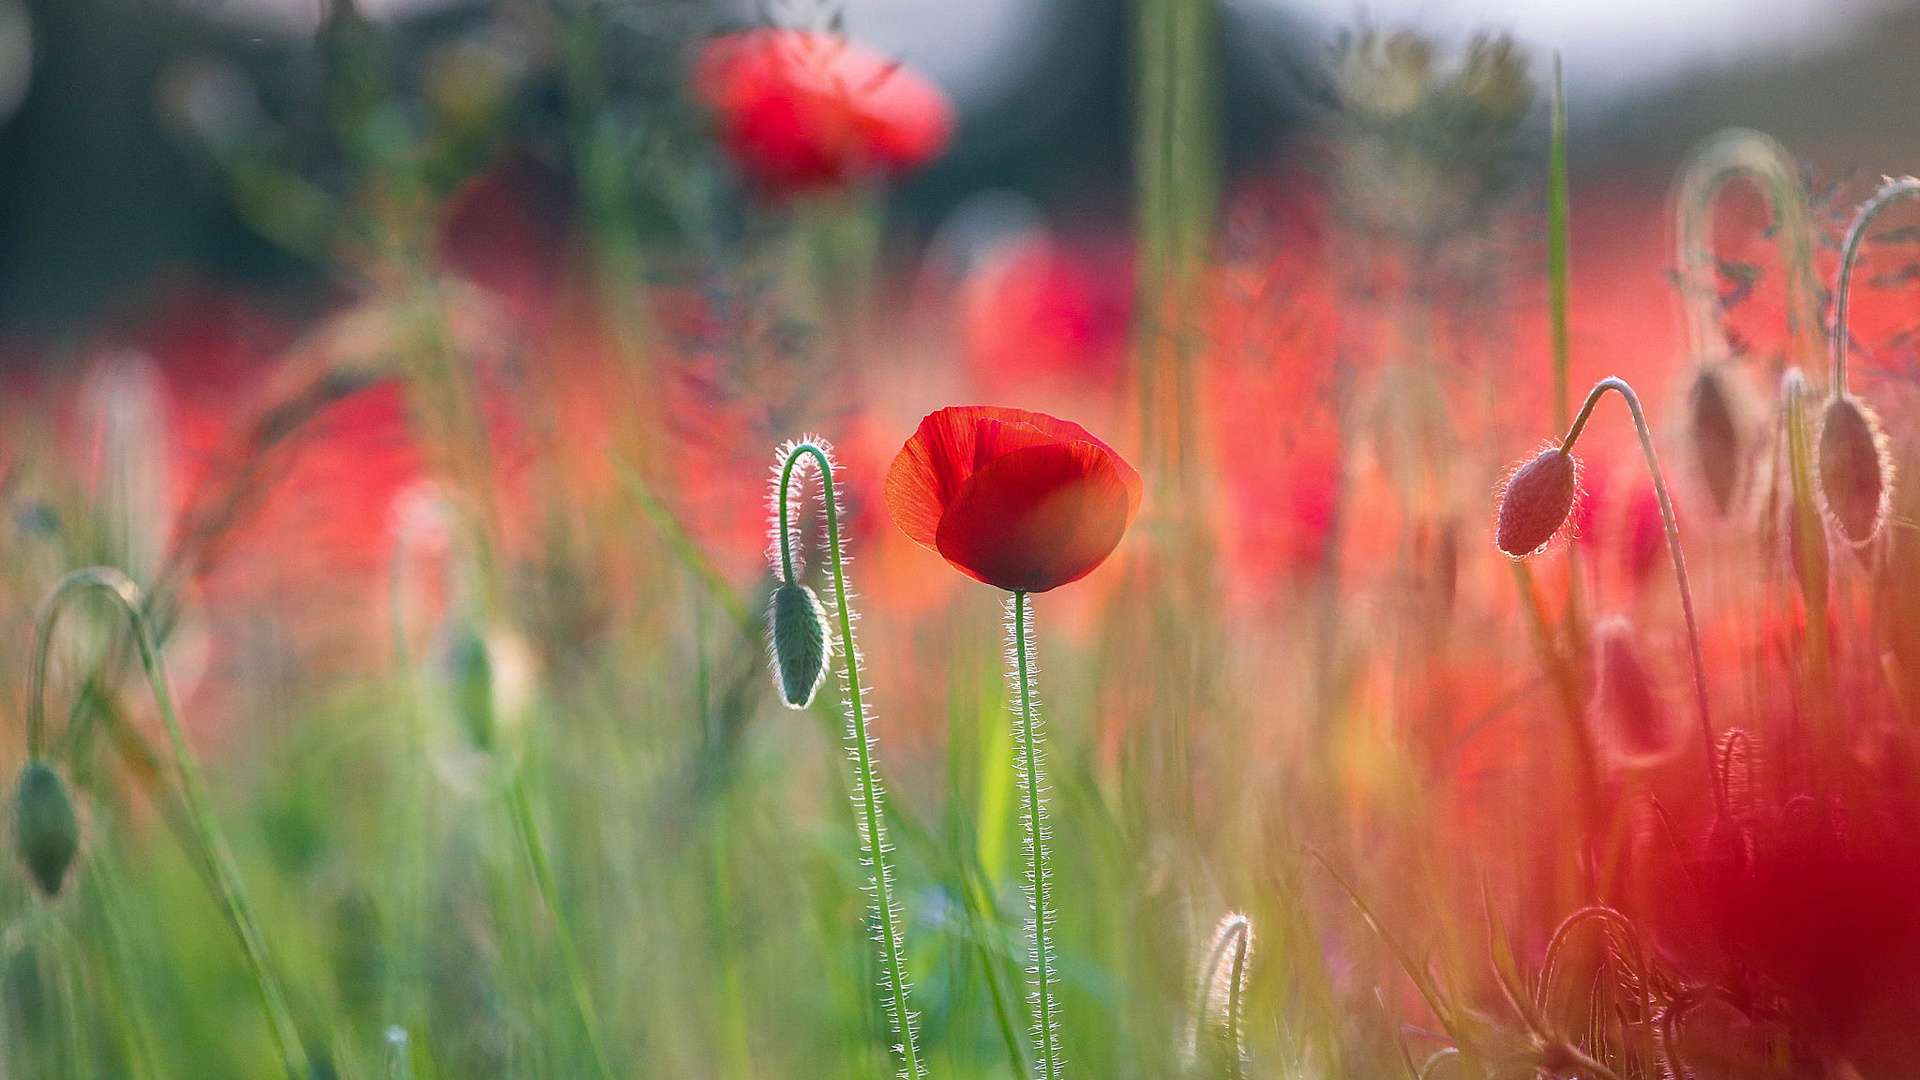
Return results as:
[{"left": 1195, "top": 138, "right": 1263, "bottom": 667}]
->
[
  {"left": 1010, "top": 590, "right": 1062, "bottom": 1080},
  {"left": 29, "top": 567, "right": 309, "bottom": 1078},
  {"left": 1562, "top": 380, "right": 1723, "bottom": 818},
  {"left": 1831, "top": 176, "right": 1920, "bottom": 399},
  {"left": 778, "top": 441, "right": 924, "bottom": 1078}
]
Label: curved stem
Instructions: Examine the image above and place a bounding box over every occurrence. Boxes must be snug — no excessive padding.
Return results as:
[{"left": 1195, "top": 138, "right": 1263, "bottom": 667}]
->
[
  {"left": 505, "top": 770, "right": 616, "bottom": 1080},
  {"left": 778, "top": 441, "right": 925, "bottom": 1078},
  {"left": 1561, "top": 381, "right": 1723, "bottom": 819},
  {"left": 1831, "top": 176, "right": 1920, "bottom": 399},
  {"left": 1010, "top": 590, "right": 1062, "bottom": 1080},
  {"left": 28, "top": 567, "right": 309, "bottom": 1078},
  {"left": 1670, "top": 128, "right": 1822, "bottom": 374}
]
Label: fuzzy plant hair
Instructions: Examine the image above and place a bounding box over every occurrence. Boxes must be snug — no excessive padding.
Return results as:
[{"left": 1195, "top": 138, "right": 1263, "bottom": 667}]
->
[
  {"left": 768, "top": 437, "right": 927, "bottom": 1078},
  {"left": 1005, "top": 589, "right": 1064, "bottom": 1080}
]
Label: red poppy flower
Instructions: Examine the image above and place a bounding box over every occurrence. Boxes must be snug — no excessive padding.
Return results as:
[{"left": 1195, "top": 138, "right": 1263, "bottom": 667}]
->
[
  {"left": 693, "top": 28, "right": 953, "bottom": 196},
  {"left": 884, "top": 406, "right": 1142, "bottom": 593}
]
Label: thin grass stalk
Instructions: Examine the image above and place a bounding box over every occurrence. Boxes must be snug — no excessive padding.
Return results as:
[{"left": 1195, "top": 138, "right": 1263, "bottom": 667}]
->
[
  {"left": 1780, "top": 370, "right": 1832, "bottom": 695},
  {"left": 504, "top": 770, "right": 617, "bottom": 1080},
  {"left": 1562, "top": 380, "right": 1722, "bottom": 818},
  {"left": 1008, "top": 589, "right": 1063, "bottom": 1080},
  {"left": 1545, "top": 57, "right": 1595, "bottom": 673},
  {"left": 27, "top": 566, "right": 309, "bottom": 1078},
  {"left": 776, "top": 440, "right": 925, "bottom": 1078}
]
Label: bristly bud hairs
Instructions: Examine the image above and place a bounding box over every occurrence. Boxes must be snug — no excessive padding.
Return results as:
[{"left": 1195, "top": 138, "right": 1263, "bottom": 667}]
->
[
  {"left": 13, "top": 759, "right": 80, "bottom": 898},
  {"left": 766, "top": 439, "right": 834, "bottom": 710},
  {"left": 1818, "top": 394, "right": 1892, "bottom": 548},
  {"left": 766, "top": 437, "right": 928, "bottom": 1079},
  {"left": 1188, "top": 912, "right": 1254, "bottom": 1080},
  {"left": 1496, "top": 446, "right": 1579, "bottom": 558},
  {"left": 1821, "top": 176, "right": 1913, "bottom": 547},
  {"left": 1498, "top": 378, "right": 1726, "bottom": 819}
]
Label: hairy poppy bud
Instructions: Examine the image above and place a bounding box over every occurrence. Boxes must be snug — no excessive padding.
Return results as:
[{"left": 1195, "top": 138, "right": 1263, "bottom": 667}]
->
[
  {"left": 1817, "top": 395, "right": 1892, "bottom": 546},
  {"left": 14, "top": 760, "right": 79, "bottom": 898},
  {"left": 1591, "top": 619, "right": 1676, "bottom": 764},
  {"left": 1496, "top": 447, "right": 1578, "bottom": 557},
  {"left": 1688, "top": 365, "right": 1744, "bottom": 516},
  {"left": 769, "top": 581, "right": 831, "bottom": 709}
]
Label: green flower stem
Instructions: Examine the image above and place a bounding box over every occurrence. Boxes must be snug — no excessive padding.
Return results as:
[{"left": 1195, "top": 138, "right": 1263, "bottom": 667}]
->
[
  {"left": 27, "top": 566, "right": 309, "bottom": 1078},
  {"left": 777, "top": 441, "right": 924, "bottom": 1079},
  {"left": 1831, "top": 177, "right": 1920, "bottom": 400},
  {"left": 1009, "top": 590, "right": 1061, "bottom": 1080},
  {"left": 1561, "top": 381, "right": 1722, "bottom": 818},
  {"left": 504, "top": 769, "right": 616, "bottom": 1080}
]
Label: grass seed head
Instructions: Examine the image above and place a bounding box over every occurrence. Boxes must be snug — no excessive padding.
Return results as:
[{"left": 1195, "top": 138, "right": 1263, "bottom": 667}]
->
[
  {"left": 1817, "top": 395, "right": 1892, "bottom": 547},
  {"left": 769, "top": 581, "right": 831, "bottom": 709},
  {"left": 1496, "top": 447, "right": 1579, "bottom": 558},
  {"left": 14, "top": 760, "right": 80, "bottom": 899}
]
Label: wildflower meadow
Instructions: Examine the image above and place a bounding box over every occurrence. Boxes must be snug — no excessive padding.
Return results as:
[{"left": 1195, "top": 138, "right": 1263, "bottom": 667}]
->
[{"left": 4, "top": 2, "right": 1920, "bottom": 1079}]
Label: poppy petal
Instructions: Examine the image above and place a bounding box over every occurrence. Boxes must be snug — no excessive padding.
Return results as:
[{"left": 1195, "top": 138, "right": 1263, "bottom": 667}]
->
[{"left": 933, "top": 441, "right": 1135, "bottom": 592}]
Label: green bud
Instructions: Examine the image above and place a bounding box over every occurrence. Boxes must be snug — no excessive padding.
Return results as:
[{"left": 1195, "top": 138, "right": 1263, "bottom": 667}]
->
[
  {"left": 769, "top": 581, "right": 831, "bottom": 709},
  {"left": 14, "top": 760, "right": 79, "bottom": 899}
]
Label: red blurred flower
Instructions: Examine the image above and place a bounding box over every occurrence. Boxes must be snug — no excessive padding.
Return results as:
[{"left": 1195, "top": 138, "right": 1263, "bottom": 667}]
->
[
  {"left": 961, "top": 233, "right": 1132, "bottom": 394},
  {"left": 885, "top": 406, "right": 1141, "bottom": 592},
  {"left": 694, "top": 28, "right": 953, "bottom": 196}
]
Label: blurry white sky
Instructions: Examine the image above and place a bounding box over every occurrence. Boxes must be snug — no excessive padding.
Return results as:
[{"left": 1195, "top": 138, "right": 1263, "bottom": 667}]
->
[
  {"left": 1253, "top": 0, "right": 1907, "bottom": 100},
  {"left": 201, "top": 0, "right": 1907, "bottom": 105}
]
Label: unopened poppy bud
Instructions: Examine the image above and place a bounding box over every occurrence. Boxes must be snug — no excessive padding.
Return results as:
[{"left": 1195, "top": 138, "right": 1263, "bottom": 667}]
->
[
  {"left": 1591, "top": 619, "right": 1676, "bottom": 764},
  {"left": 769, "top": 581, "right": 831, "bottom": 709},
  {"left": 1496, "top": 447, "right": 1578, "bottom": 558},
  {"left": 1688, "top": 365, "right": 1744, "bottom": 516},
  {"left": 14, "top": 760, "right": 79, "bottom": 898},
  {"left": 1817, "top": 395, "right": 1892, "bottom": 546}
]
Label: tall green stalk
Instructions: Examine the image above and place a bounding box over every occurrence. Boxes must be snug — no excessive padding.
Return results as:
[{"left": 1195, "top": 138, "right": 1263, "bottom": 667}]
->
[
  {"left": 1008, "top": 590, "right": 1062, "bottom": 1080},
  {"left": 28, "top": 566, "right": 309, "bottom": 1078},
  {"left": 775, "top": 440, "right": 925, "bottom": 1078},
  {"left": 505, "top": 768, "right": 617, "bottom": 1080}
]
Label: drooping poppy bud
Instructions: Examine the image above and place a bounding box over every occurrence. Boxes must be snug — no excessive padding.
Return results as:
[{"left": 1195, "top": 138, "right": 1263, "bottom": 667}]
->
[
  {"left": 14, "top": 760, "right": 79, "bottom": 898},
  {"left": 1687, "top": 365, "right": 1744, "bottom": 517},
  {"left": 768, "top": 580, "right": 832, "bottom": 708},
  {"left": 1590, "top": 618, "right": 1677, "bottom": 765},
  {"left": 1495, "top": 447, "right": 1578, "bottom": 558},
  {"left": 885, "top": 406, "right": 1143, "bottom": 593},
  {"left": 1817, "top": 395, "right": 1892, "bottom": 547},
  {"left": 694, "top": 28, "right": 953, "bottom": 198}
]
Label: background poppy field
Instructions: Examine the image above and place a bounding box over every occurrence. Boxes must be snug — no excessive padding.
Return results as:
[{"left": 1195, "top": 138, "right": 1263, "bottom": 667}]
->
[{"left": 6, "top": 0, "right": 1920, "bottom": 1078}]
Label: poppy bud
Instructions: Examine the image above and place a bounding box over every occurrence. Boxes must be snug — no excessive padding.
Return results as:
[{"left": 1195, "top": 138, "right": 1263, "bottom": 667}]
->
[
  {"left": 1817, "top": 395, "right": 1892, "bottom": 546},
  {"left": 14, "top": 760, "right": 79, "bottom": 898},
  {"left": 769, "top": 581, "right": 831, "bottom": 709},
  {"left": 1591, "top": 619, "right": 1677, "bottom": 764},
  {"left": 1688, "top": 365, "right": 1744, "bottom": 517},
  {"left": 1495, "top": 447, "right": 1578, "bottom": 558}
]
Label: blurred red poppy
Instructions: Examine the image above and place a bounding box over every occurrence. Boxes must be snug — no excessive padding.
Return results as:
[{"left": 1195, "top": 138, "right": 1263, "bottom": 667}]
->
[
  {"left": 693, "top": 28, "right": 953, "bottom": 196},
  {"left": 885, "top": 406, "right": 1141, "bottom": 593}
]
